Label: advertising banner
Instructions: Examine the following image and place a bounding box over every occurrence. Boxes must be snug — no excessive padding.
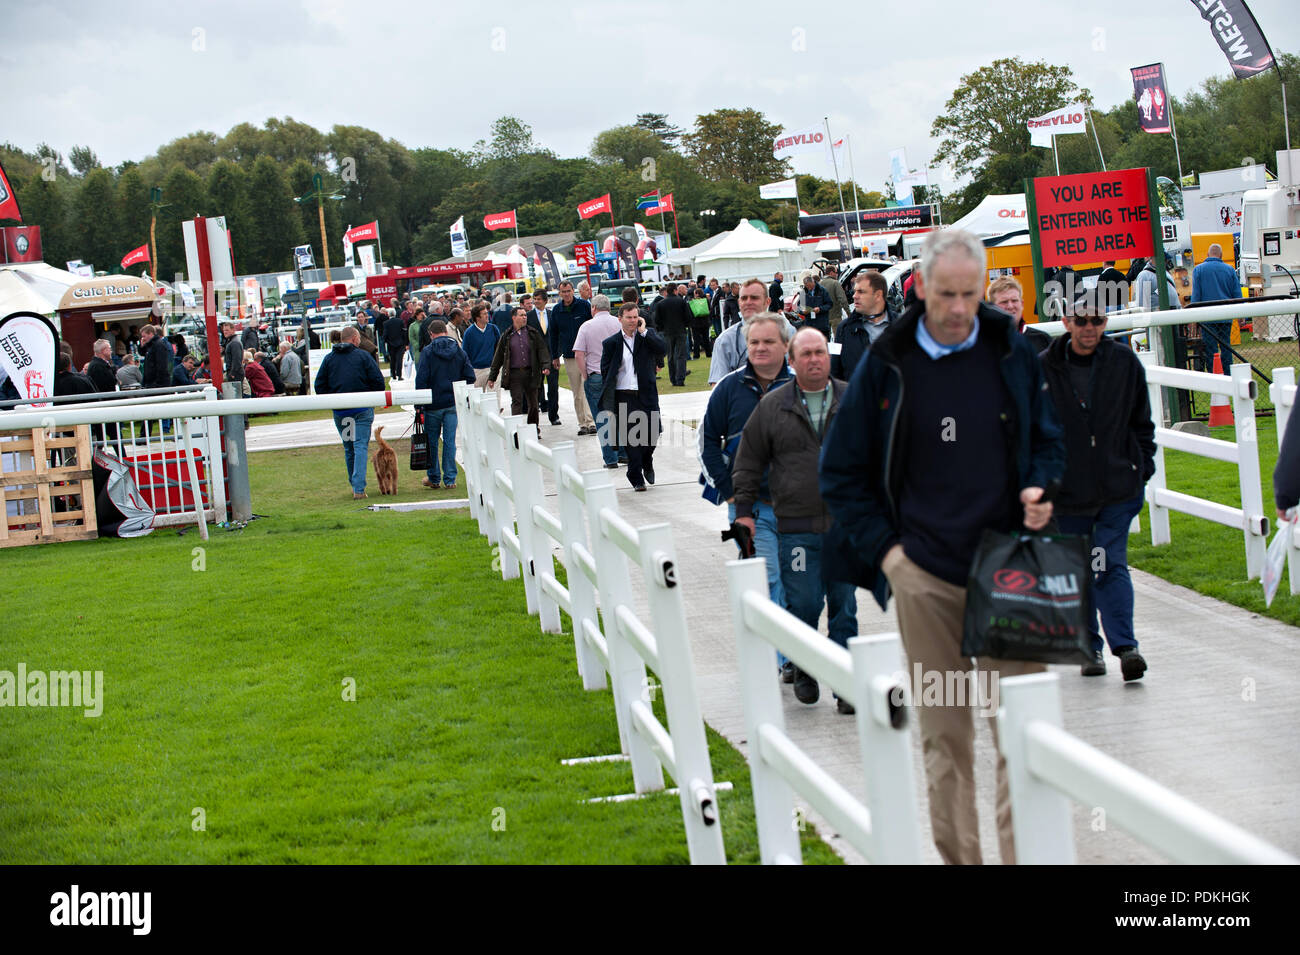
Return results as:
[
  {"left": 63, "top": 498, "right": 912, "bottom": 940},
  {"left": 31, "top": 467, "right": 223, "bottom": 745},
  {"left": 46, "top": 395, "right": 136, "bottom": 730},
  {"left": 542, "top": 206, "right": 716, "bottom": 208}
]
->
[
  {"left": 483, "top": 210, "right": 516, "bottom": 231},
  {"left": 1188, "top": 0, "right": 1275, "bottom": 78},
  {"left": 1131, "top": 64, "right": 1173, "bottom": 134},
  {"left": 0, "top": 311, "right": 58, "bottom": 408},
  {"left": 534, "top": 244, "right": 560, "bottom": 287},
  {"left": 760, "top": 178, "right": 798, "bottom": 200},
  {"left": 120, "top": 243, "right": 150, "bottom": 270},
  {"left": 2, "top": 226, "right": 42, "bottom": 263},
  {"left": 1031, "top": 168, "right": 1155, "bottom": 267},
  {"left": 344, "top": 221, "right": 379, "bottom": 244},
  {"left": 773, "top": 123, "right": 828, "bottom": 160},
  {"left": 450, "top": 215, "right": 468, "bottom": 256},
  {"left": 799, "top": 205, "right": 934, "bottom": 236},
  {"left": 577, "top": 194, "right": 611, "bottom": 220},
  {"left": 1027, "top": 102, "right": 1088, "bottom": 148}
]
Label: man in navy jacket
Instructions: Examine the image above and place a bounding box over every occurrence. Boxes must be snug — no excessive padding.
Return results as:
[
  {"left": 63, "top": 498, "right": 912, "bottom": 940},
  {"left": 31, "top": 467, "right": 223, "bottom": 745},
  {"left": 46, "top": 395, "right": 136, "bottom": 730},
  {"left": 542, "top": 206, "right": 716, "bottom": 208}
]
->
[
  {"left": 415, "top": 320, "right": 476, "bottom": 489},
  {"left": 546, "top": 281, "right": 594, "bottom": 433},
  {"left": 315, "top": 326, "right": 386, "bottom": 499},
  {"left": 599, "top": 303, "right": 667, "bottom": 491},
  {"left": 1190, "top": 242, "right": 1242, "bottom": 372},
  {"left": 819, "top": 229, "right": 1064, "bottom": 866}
]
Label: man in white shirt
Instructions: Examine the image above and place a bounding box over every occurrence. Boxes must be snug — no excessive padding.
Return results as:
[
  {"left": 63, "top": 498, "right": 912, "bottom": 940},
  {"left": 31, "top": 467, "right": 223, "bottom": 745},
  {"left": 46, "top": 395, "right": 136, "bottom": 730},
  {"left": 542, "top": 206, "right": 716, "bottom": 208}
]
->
[{"left": 573, "top": 293, "right": 623, "bottom": 468}]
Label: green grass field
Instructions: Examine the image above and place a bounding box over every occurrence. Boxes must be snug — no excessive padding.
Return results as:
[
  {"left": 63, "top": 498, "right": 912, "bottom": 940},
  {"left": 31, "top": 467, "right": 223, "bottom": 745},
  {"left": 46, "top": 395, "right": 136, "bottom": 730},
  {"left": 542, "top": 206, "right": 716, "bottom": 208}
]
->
[
  {"left": 0, "top": 442, "right": 838, "bottom": 864},
  {"left": 1130, "top": 418, "right": 1300, "bottom": 627}
]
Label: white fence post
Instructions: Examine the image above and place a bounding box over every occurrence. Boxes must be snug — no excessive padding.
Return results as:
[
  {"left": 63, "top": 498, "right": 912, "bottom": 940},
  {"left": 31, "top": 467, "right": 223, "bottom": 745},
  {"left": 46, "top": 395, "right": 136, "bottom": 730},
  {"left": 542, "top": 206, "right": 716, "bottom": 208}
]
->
[
  {"left": 848, "top": 635, "right": 923, "bottom": 864},
  {"left": 454, "top": 383, "right": 479, "bottom": 527},
  {"left": 552, "top": 447, "right": 607, "bottom": 690},
  {"left": 483, "top": 410, "right": 518, "bottom": 580},
  {"left": 503, "top": 416, "right": 544, "bottom": 617},
  {"left": 1138, "top": 351, "right": 1171, "bottom": 546},
  {"left": 516, "top": 428, "right": 562, "bottom": 634},
  {"left": 1231, "top": 362, "right": 1268, "bottom": 580},
  {"left": 1270, "top": 368, "right": 1300, "bottom": 595},
  {"left": 585, "top": 479, "right": 663, "bottom": 792},
  {"left": 997, "top": 672, "right": 1076, "bottom": 865},
  {"left": 727, "top": 558, "right": 802, "bottom": 865},
  {"left": 201, "top": 386, "right": 227, "bottom": 522},
  {"left": 471, "top": 392, "right": 499, "bottom": 545},
  {"left": 636, "top": 522, "right": 727, "bottom": 864}
]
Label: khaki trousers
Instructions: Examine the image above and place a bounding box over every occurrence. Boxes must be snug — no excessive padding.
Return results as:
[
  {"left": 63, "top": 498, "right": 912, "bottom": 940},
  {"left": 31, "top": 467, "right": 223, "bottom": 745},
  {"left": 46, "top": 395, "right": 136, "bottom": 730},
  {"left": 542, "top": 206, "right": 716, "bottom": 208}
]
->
[
  {"left": 883, "top": 547, "right": 1045, "bottom": 865},
  {"left": 564, "top": 359, "right": 595, "bottom": 429},
  {"left": 474, "top": 368, "right": 491, "bottom": 389}
]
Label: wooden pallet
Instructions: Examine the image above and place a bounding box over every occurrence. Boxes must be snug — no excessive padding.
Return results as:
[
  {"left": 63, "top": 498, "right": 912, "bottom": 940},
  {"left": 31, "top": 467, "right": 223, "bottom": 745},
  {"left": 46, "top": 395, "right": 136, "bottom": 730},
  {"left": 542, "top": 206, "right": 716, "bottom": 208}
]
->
[{"left": 0, "top": 426, "right": 98, "bottom": 547}]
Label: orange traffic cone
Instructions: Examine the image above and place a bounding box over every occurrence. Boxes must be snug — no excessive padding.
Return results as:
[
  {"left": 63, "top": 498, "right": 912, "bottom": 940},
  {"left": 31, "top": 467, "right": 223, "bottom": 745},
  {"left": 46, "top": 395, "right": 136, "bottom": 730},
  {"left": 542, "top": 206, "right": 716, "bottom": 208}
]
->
[{"left": 1208, "top": 352, "right": 1234, "bottom": 427}]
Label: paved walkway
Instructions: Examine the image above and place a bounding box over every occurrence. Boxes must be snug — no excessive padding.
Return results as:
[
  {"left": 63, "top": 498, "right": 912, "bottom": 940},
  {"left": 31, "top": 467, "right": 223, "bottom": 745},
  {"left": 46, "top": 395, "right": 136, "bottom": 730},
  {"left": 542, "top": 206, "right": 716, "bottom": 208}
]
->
[{"left": 251, "top": 382, "right": 1300, "bottom": 864}]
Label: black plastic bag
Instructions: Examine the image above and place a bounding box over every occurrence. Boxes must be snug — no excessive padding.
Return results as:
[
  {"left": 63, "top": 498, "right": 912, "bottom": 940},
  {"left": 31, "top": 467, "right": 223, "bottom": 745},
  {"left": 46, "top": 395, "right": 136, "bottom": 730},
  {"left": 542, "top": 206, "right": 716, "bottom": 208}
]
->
[
  {"left": 409, "top": 411, "right": 429, "bottom": 471},
  {"left": 961, "top": 529, "right": 1092, "bottom": 664}
]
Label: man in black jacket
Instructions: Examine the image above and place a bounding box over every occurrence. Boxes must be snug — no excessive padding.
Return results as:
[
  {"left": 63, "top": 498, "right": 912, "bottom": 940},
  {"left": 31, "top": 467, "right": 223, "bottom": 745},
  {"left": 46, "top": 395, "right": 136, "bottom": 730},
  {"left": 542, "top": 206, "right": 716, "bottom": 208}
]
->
[
  {"left": 820, "top": 229, "right": 1065, "bottom": 865},
  {"left": 599, "top": 303, "right": 667, "bottom": 491},
  {"left": 832, "top": 271, "right": 895, "bottom": 382},
  {"left": 315, "top": 326, "right": 386, "bottom": 498},
  {"left": 138, "top": 324, "right": 174, "bottom": 390},
  {"left": 86, "top": 339, "right": 118, "bottom": 392},
  {"left": 655, "top": 285, "right": 693, "bottom": 386},
  {"left": 768, "top": 272, "right": 784, "bottom": 313},
  {"left": 1041, "top": 288, "right": 1154, "bottom": 681}
]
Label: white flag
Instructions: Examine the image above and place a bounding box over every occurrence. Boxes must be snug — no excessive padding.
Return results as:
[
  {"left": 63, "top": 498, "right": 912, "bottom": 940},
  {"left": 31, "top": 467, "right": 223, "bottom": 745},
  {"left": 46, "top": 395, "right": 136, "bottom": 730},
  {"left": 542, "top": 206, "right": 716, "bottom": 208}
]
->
[
  {"left": 760, "top": 178, "right": 798, "bottom": 200},
  {"left": 342, "top": 225, "right": 355, "bottom": 269},
  {"left": 773, "top": 123, "right": 829, "bottom": 160},
  {"left": 1027, "top": 102, "right": 1087, "bottom": 148},
  {"left": 450, "top": 215, "right": 468, "bottom": 257}
]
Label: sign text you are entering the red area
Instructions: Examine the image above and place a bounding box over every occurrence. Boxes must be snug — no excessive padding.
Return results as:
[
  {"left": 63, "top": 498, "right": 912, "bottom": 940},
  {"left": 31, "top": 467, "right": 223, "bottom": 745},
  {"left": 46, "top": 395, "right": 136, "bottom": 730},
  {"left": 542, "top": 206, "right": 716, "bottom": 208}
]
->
[{"left": 1031, "top": 167, "right": 1155, "bottom": 266}]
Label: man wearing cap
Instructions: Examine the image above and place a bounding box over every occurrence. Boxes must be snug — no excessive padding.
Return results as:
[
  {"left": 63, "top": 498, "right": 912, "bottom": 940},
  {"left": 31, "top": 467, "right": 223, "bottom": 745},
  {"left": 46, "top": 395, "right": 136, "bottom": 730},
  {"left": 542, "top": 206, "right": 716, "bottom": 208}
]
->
[{"left": 1040, "top": 287, "right": 1154, "bottom": 681}]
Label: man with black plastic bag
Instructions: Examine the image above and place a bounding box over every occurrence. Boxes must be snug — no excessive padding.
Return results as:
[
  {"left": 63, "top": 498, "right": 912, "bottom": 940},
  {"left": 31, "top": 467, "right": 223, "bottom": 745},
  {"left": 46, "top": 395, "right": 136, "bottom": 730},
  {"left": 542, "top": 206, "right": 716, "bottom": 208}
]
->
[
  {"left": 820, "top": 229, "right": 1065, "bottom": 865},
  {"left": 1040, "top": 287, "right": 1155, "bottom": 680}
]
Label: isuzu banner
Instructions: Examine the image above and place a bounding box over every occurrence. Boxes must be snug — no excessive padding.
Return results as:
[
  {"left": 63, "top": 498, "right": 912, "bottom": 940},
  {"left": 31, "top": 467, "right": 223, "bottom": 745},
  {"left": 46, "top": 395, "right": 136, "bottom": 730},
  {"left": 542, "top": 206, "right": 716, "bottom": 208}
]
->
[
  {"left": 577, "top": 194, "right": 611, "bottom": 220},
  {"left": 120, "top": 244, "right": 150, "bottom": 270},
  {"left": 344, "top": 221, "right": 379, "bottom": 244},
  {"left": 483, "top": 210, "right": 516, "bottom": 231},
  {"left": 1189, "top": 0, "right": 1275, "bottom": 78}
]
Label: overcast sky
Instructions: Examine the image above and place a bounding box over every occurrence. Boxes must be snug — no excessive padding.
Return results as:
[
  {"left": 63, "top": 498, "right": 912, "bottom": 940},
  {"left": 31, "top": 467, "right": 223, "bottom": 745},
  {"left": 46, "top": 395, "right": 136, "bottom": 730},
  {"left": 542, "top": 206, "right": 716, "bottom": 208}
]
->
[{"left": 5, "top": 0, "right": 1298, "bottom": 194}]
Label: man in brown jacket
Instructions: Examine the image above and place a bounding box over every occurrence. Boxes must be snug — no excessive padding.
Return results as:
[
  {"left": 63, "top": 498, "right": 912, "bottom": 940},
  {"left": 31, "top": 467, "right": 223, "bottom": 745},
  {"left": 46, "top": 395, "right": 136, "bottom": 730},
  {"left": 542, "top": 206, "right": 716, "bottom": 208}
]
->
[
  {"left": 732, "top": 327, "right": 857, "bottom": 712},
  {"left": 487, "top": 305, "right": 552, "bottom": 437}
]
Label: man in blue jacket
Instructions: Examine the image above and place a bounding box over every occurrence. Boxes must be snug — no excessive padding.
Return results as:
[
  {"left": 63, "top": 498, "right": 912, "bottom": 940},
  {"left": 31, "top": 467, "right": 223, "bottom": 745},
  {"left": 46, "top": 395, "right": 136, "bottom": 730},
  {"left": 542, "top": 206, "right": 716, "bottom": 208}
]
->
[
  {"left": 462, "top": 303, "right": 502, "bottom": 388},
  {"left": 546, "top": 282, "right": 593, "bottom": 432},
  {"left": 1190, "top": 242, "right": 1242, "bottom": 372},
  {"left": 819, "top": 229, "right": 1065, "bottom": 865},
  {"left": 315, "top": 326, "right": 386, "bottom": 499},
  {"left": 415, "top": 320, "right": 476, "bottom": 489}
]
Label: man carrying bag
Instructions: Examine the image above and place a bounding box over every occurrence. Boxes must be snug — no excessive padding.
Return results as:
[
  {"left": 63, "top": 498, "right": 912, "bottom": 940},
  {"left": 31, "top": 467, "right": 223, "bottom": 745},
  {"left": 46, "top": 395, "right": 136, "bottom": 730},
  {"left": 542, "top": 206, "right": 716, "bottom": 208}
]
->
[{"left": 820, "top": 230, "right": 1065, "bottom": 865}]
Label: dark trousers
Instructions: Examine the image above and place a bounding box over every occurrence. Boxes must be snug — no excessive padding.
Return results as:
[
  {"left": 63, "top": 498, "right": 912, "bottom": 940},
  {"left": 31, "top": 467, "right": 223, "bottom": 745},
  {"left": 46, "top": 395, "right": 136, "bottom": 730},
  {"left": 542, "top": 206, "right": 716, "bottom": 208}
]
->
[
  {"left": 509, "top": 371, "right": 539, "bottom": 427},
  {"left": 616, "top": 390, "right": 656, "bottom": 487},
  {"left": 541, "top": 365, "right": 559, "bottom": 422},
  {"left": 1200, "top": 321, "right": 1233, "bottom": 372},
  {"left": 388, "top": 344, "right": 406, "bottom": 380},
  {"left": 1056, "top": 491, "right": 1145, "bottom": 656},
  {"left": 665, "top": 331, "right": 690, "bottom": 385},
  {"left": 690, "top": 321, "right": 712, "bottom": 359}
]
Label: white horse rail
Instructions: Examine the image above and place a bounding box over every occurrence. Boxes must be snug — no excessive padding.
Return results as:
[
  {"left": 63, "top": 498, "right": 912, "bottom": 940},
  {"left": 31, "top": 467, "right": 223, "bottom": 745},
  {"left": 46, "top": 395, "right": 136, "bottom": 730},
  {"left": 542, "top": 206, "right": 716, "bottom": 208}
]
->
[
  {"left": 1268, "top": 368, "right": 1300, "bottom": 596},
  {"left": 727, "top": 558, "right": 923, "bottom": 865},
  {"left": 999, "top": 673, "right": 1297, "bottom": 865},
  {"left": 1138, "top": 353, "right": 1269, "bottom": 579},
  {"left": 456, "top": 379, "right": 727, "bottom": 865}
]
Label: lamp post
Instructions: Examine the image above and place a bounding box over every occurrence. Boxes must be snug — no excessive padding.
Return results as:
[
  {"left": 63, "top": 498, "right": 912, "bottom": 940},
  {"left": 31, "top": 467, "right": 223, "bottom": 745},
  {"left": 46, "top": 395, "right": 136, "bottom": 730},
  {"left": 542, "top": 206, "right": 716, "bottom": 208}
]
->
[{"left": 294, "top": 172, "right": 345, "bottom": 283}]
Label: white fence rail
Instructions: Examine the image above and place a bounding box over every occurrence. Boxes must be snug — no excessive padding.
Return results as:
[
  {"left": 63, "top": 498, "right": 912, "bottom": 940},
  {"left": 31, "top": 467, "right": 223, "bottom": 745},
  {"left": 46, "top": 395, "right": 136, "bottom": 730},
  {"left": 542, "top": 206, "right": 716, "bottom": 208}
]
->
[
  {"left": 1138, "top": 353, "right": 1269, "bottom": 579},
  {"left": 999, "top": 673, "right": 1297, "bottom": 864},
  {"left": 727, "top": 558, "right": 923, "bottom": 864},
  {"left": 456, "top": 380, "right": 726, "bottom": 864},
  {"left": 1269, "top": 367, "right": 1300, "bottom": 596}
]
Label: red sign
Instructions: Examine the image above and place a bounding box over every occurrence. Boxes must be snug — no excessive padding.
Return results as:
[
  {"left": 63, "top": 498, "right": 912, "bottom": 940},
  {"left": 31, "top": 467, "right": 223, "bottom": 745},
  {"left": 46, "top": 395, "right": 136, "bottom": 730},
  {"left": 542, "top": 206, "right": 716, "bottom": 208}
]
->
[
  {"left": 577, "top": 194, "right": 611, "bottom": 220},
  {"left": 1032, "top": 168, "right": 1154, "bottom": 267},
  {"left": 0, "top": 225, "right": 42, "bottom": 263},
  {"left": 344, "top": 221, "right": 379, "bottom": 244},
  {"left": 572, "top": 242, "right": 597, "bottom": 267},
  {"left": 483, "top": 210, "right": 516, "bottom": 231},
  {"left": 366, "top": 275, "right": 398, "bottom": 302},
  {"left": 121, "top": 244, "right": 150, "bottom": 269}
]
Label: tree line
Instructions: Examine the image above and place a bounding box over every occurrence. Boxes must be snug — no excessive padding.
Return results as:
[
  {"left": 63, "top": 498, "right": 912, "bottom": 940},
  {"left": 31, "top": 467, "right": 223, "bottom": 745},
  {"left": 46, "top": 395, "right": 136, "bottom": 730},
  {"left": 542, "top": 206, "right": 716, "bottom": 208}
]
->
[{"left": 1, "top": 54, "right": 1294, "bottom": 280}]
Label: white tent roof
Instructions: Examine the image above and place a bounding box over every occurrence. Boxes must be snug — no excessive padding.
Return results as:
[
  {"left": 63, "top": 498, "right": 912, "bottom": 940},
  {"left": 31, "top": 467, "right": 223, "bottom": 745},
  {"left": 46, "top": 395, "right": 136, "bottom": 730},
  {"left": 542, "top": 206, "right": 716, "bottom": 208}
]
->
[
  {"left": 0, "top": 262, "right": 82, "bottom": 316},
  {"left": 662, "top": 230, "right": 729, "bottom": 267},
  {"left": 947, "top": 193, "right": 1028, "bottom": 238},
  {"left": 693, "top": 219, "right": 800, "bottom": 265}
]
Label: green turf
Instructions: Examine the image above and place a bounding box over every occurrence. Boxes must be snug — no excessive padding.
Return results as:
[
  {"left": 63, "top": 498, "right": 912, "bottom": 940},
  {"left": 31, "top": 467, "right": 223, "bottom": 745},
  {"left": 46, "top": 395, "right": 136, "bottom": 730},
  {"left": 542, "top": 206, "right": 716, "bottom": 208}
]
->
[
  {"left": 0, "top": 442, "right": 839, "bottom": 864},
  {"left": 1129, "top": 418, "right": 1300, "bottom": 627}
]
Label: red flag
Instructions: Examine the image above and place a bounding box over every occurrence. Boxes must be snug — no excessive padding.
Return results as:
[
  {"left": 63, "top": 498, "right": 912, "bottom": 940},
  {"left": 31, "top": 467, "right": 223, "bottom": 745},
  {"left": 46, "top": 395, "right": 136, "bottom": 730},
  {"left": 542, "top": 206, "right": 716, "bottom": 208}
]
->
[
  {"left": 344, "top": 220, "right": 379, "bottom": 243},
  {"left": 647, "top": 192, "right": 675, "bottom": 215},
  {"left": 121, "top": 244, "right": 150, "bottom": 269},
  {"left": 483, "top": 210, "right": 517, "bottom": 231},
  {"left": 577, "top": 194, "right": 611, "bottom": 220},
  {"left": 0, "top": 159, "right": 21, "bottom": 222}
]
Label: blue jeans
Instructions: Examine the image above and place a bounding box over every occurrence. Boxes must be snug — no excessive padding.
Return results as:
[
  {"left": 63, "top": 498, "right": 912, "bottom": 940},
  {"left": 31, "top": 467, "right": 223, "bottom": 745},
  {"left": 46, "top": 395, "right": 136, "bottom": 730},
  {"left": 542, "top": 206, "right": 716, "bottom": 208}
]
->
[
  {"left": 333, "top": 408, "right": 374, "bottom": 495},
  {"left": 584, "top": 373, "right": 618, "bottom": 466},
  {"left": 778, "top": 532, "right": 859, "bottom": 657},
  {"left": 1056, "top": 491, "right": 1144, "bottom": 655},
  {"left": 425, "top": 407, "right": 458, "bottom": 486},
  {"left": 730, "top": 500, "right": 788, "bottom": 666},
  {"left": 1200, "top": 321, "right": 1233, "bottom": 372}
]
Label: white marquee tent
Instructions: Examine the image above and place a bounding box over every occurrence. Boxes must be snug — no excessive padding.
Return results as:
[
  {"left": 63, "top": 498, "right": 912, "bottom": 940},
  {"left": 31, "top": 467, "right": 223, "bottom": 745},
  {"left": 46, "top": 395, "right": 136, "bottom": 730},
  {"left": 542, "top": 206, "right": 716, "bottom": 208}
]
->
[
  {"left": 690, "top": 219, "right": 808, "bottom": 280},
  {"left": 0, "top": 262, "right": 82, "bottom": 318},
  {"left": 948, "top": 193, "right": 1028, "bottom": 238}
]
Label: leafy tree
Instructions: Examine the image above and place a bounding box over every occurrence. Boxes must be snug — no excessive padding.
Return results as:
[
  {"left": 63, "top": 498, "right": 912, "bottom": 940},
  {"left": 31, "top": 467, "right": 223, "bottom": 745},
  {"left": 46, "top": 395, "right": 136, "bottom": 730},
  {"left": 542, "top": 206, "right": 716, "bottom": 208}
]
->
[
  {"left": 69, "top": 145, "right": 100, "bottom": 177},
  {"left": 932, "top": 57, "right": 1089, "bottom": 213},
  {"left": 286, "top": 158, "right": 342, "bottom": 272},
  {"left": 155, "top": 132, "right": 220, "bottom": 178},
  {"left": 206, "top": 159, "right": 252, "bottom": 273},
  {"left": 115, "top": 166, "right": 153, "bottom": 252},
  {"left": 219, "top": 123, "right": 268, "bottom": 167},
  {"left": 246, "top": 156, "right": 304, "bottom": 274},
  {"left": 682, "top": 108, "right": 788, "bottom": 183},
  {"left": 157, "top": 166, "right": 206, "bottom": 281},
  {"left": 12, "top": 175, "right": 69, "bottom": 264},
  {"left": 635, "top": 113, "right": 683, "bottom": 149},
  {"left": 474, "top": 116, "right": 547, "bottom": 163},
  {"left": 591, "top": 125, "right": 664, "bottom": 171},
  {"left": 72, "top": 168, "right": 118, "bottom": 272}
]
